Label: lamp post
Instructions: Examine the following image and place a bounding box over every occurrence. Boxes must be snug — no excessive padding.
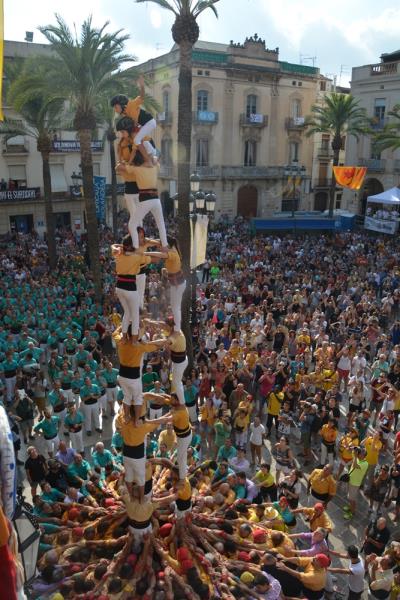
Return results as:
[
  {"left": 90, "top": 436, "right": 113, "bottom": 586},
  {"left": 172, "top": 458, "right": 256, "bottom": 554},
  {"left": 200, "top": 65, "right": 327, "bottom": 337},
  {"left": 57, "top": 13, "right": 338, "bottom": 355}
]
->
[
  {"left": 189, "top": 174, "right": 216, "bottom": 330},
  {"left": 13, "top": 490, "right": 41, "bottom": 591},
  {"left": 71, "top": 170, "right": 83, "bottom": 198},
  {"left": 284, "top": 161, "right": 307, "bottom": 220}
]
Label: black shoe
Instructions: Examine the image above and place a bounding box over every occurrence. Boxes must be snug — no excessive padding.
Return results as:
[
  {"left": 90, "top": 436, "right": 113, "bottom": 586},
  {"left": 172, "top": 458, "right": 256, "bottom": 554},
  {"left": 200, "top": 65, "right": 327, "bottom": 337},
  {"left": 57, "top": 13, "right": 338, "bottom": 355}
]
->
[
  {"left": 87, "top": 431, "right": 92, "bottom": 436},
  {"left": 95, "top": 428, "right": 102, "bottom": 433},
  {"left": 64, "top": 431, "right": 69, "bottom": 436},
  {"left": 102, "top": 414, "right": 108, "bottom": 419}
]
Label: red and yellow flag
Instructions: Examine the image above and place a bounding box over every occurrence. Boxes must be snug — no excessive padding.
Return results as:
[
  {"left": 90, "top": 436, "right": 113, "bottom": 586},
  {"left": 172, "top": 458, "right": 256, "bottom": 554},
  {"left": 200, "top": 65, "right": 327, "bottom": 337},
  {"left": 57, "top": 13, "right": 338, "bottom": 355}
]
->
[
  {"left": 0, "top": 0, "right": 3, "bottom": 121},
  {"left": 333, "top": 166, "right": 367, "bottom": 190}
]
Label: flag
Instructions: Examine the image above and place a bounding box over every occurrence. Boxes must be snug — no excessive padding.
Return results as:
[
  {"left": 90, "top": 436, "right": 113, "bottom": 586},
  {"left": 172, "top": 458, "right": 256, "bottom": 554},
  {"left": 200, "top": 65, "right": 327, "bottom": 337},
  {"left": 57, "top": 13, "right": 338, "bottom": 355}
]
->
[
  {"left": 0, "top": 0, "right": 3, "bottom": 121},
  {"left": 333, "top": 166, "right": 367, "bottom": 190}
]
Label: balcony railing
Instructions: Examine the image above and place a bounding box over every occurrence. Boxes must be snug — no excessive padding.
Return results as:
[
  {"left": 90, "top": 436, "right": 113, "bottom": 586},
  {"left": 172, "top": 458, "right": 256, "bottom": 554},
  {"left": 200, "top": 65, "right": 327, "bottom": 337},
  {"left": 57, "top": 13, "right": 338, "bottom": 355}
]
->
[
  {"left": 159, "top": 165, "right": 175, "bottom": 178},
  {"left": 239, "top": 113, "right": 268, "bottom": 127},
  {"left": 285, "top": 117, "right": 306, "bottom": 131},
  {"left": 52, "top": 140, "right": 104, "bottom": 152},
  {"left": 370, "top": 117, "right": 389, "bottom": 130},
  {"left": 371, "top": 62, "right": 398, "bottom": 76},
  {"left": 313, "top": 178, "right": 332, "bottom": 188},
  {"left": 317, "top": 145, "right": 333, "bottom": 158},
  {"left": 359, "top": 158, "right": 386, "bottom": 172},
  {"left": 158, "top": 112, "right": 173, "bottom": 126},
  {"left": 221, "top": 166, "right": 285, "bottom": 179},
  {"left": 0, "top": 187, "right": 40, "bottom": 202},
  {"left": 192, "top": 166, "right": 220, "bottom": 178},
  {"left": 3, "top": 141, "right": 29, "bottom": 154},
  {"left": 192, "top": 110, "right": 219, "bottom": 124}
]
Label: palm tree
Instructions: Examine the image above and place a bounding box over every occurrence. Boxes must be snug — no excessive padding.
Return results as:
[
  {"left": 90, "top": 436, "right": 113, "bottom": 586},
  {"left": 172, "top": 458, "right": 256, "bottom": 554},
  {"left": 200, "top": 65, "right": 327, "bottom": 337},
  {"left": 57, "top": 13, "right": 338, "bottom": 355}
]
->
[
  {"left": 305, "top": 92, "right": 369, "bottom": 217},
  {"left": 374, "top": 104, "right": 400, "bottom": 151},
  {"left": 38, "top": 15, "right": 135, "bottom": 299},
  {"left": 135, "top": 0, "right": 219, "bottom": 361},
  {"left": 1, "top": 59, "right": 65, "bottom": 268}
]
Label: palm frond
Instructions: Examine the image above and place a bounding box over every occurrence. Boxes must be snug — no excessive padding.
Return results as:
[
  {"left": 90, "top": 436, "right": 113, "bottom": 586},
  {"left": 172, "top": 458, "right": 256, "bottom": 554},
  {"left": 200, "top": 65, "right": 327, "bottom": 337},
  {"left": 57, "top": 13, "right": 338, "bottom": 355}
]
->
[
  {"left": 193, "top": 0, "right": 219, "bottom": 18},
  {"left": 135, "top": 0, "right": 179, "bottom": 16}
]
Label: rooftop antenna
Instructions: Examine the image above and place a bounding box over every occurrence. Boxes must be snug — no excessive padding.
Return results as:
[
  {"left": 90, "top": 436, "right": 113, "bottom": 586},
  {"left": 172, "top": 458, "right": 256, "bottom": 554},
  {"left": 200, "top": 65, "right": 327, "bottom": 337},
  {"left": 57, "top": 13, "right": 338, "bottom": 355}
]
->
[
  {"left": 339, "top": 65, "right": 351, "bottom": 86},
  {"left": 300, "top": 53, "right": 317, "bottom": 67}
]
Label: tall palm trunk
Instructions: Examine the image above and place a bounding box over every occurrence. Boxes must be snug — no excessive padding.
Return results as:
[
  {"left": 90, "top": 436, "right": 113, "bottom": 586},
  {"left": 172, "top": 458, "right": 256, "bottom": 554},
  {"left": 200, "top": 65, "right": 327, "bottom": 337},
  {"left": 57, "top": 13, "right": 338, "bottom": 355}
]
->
[
  {"left": 41, "top": 151, "right": 57, "bottom": 269},
  {"left": 329, "top": 136, "right": 342, "bottom": 218},
  {"left": 78, "top": 128, "right": 102, "bottom": 300},
  {"left": 177, "top": 39, "right": 194, "bottom": 367},
  {"left": 108, "top": 130, "right": 118, "bottom": 238}
]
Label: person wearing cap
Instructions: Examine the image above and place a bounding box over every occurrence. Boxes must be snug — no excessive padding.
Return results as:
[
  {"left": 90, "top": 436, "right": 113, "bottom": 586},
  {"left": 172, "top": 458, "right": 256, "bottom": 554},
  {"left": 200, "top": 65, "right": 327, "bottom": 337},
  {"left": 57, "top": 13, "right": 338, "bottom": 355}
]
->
[
  {"left": 307, "top": 464, "right": 336, "bottom": 504},
  {"left": 297, "top": 503, "right": 333, "bottom": 533},
  {"left": 276, "top": 554, "right": 329, "bottom": 599}
]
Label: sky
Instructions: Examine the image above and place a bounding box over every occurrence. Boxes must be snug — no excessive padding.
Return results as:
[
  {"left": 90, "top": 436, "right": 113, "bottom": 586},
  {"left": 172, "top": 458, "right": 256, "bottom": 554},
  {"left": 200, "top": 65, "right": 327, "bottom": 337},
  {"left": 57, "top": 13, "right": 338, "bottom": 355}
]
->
[{"left": 4, "top": 0, "right": 400, "bottom": 86}]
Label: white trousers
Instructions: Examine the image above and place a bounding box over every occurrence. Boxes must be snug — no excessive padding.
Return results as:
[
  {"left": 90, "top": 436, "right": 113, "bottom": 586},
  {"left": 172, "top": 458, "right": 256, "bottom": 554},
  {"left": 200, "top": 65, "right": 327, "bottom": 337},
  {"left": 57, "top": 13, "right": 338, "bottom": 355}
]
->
[
  {"left": 44, "top": 435, "right": 60, "bottom": 456},
  {"left": 320, "top": 443, "right": 335, "bottom": 467},
  {"left": 128, "top": 523, "right": 153, "bottom": 541},
  {"left": 5, "top": 376, "right": 16, "bottom": 403},
  {"left": 106, "top": 387, "right": 118, "bottom": 406},
  {"left": 149, "top": 407, "right": 163, "bottom": 420},
  {"left": 187, "top": 404, "right": 198, "bottom": 423},
  {"left": 129, "top": 197, "right": 167, "bottom": 249},
  {"left": 118, "top": 376, "right": 142, "bottom": 406},
  {"left": 136, "top": 273, "right": 146, "bottom": 309},
  {"left": 172, "top": 358, "right": 188, "bottom": 405},
  {"left": 70, "top": 429, "right": 84, "bottom": 453},
  {"left": 99, "top": 393, "right": 107, "bottom": 411},
  {"left": 116, "top": 287, "right": 140, "bottom": 336},
  {"left": 134, "top": 119, "right": 157, "bottom": 145},
  {"left": 81, "top": 401, "right": 100, "bottom": 432},
  {"left": 177, "top": 431, "right": 192, "bottom": 480},
  {"left": 123, "top": 455, "right": 146, "bottom": 485},
  {"left": 125, "top": 194, "right": 142, "bottom": 245},
  {"left": 170, "top": 281, "right": 186, "bottom": 332},
  {"left": 61, "top": 389, "right": 74, "bottom": 404}
]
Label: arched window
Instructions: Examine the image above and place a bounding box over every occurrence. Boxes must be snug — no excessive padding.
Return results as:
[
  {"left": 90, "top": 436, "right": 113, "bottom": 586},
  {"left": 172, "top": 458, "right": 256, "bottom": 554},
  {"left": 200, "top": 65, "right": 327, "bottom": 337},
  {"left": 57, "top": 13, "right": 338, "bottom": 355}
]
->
[
  {"left": 197, "top": 90, "right": 209, "bottom": 112},
  {"left": 246, "top": 94, "right": 258, "bottom": 118},
  {"left": 291, "top": 99, "right": 302, "bottom": 119},
  {"left": 162, "top": 90, "right": 170, "bottom": 115}
]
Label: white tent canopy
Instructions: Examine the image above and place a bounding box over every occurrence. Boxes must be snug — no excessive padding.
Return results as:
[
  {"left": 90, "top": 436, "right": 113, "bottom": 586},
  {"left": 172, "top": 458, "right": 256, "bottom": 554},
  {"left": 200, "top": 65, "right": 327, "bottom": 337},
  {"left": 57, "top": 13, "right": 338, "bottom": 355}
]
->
[{"left": 367, "top": 187, "right": 400, "bottom": 205}]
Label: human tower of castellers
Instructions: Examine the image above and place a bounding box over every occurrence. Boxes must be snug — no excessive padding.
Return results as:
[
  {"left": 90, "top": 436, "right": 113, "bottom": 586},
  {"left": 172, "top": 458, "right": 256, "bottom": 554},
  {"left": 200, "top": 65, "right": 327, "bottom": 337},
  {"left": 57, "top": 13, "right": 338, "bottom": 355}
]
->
[{"left": 20, "top": 81, "right": 333, "bottom": 600}]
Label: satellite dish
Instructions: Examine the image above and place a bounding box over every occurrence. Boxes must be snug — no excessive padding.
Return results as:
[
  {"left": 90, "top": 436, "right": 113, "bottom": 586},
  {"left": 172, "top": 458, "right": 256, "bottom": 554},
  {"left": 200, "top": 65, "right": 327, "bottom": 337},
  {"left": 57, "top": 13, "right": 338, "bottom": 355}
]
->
[{"left": 25, "top": 32, "right": 33, "bottom": 43}]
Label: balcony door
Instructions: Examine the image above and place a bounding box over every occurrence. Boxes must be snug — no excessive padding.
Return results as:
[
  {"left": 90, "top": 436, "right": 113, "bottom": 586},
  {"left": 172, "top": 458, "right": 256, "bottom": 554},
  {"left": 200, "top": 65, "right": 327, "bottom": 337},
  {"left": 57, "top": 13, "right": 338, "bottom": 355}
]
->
[{"left": 237, "top": 185, "right": 258, "bottom": 218}]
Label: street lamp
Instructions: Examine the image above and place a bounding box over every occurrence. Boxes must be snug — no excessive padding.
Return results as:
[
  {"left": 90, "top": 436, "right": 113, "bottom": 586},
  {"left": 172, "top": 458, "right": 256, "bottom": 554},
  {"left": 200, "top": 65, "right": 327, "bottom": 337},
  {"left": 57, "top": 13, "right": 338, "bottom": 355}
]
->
[
  {"left": 205, "top": 192, "right": 216, "bottom": 214},
  {"left": 71, "top": 171, "right": 83, "bottom": 198},
  {"left": 284, "top": 161, "right": 307, "bottom": 219},
  {"left": 190, "top": 172, "right": 200, "bottom": 194}
]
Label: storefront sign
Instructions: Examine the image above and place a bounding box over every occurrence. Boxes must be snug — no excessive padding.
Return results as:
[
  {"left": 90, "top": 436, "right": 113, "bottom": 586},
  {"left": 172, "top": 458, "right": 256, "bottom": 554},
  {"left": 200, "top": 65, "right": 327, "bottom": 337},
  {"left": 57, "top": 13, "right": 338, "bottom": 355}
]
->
[
  {"left": 52, "top": 140, "right": 103, "bottom": 152},
  {"left": 0, "top": 188, "right": 40, "bottom": 201},
  {"left": 364, "top": 216, "right": 398, "bottom": 234}
]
